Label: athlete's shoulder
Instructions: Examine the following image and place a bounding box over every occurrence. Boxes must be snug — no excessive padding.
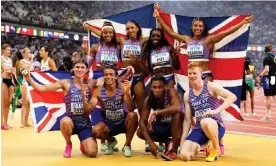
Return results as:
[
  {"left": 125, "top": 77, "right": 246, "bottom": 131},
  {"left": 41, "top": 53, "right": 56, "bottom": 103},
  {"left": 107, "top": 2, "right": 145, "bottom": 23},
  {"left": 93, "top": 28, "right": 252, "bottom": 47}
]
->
[{"left": 207, "top": 81, "right": 224, "bottom": 93}]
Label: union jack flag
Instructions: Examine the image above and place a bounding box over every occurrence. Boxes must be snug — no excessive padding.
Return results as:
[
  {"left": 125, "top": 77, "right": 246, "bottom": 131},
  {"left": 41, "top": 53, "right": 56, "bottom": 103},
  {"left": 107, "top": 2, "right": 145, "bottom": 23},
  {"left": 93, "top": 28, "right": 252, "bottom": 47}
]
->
[{"left": 85, "top": 4, "right": 251, "bottom": 121}]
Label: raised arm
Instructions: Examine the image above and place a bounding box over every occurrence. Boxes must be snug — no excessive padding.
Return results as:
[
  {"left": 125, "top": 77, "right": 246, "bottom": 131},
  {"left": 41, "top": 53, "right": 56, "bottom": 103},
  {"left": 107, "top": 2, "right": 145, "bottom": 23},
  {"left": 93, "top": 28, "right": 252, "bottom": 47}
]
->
[
  {"left": 154, "top": 10, "right": 190, "bottom": 44},
  {"left": 82, "top": 85, "right": 100, "bottom": 115},
  {"left": 120, "top": 80, "right": 134, "bottom": 112},
  {"left": 180, "top": 91, "right": 192, "bottom": 147},
  {"left": 85, "top": 44, "right": 98, "bottom": 69},
  {"left": 206, "top": 15, "right": 254, "bottom": 45},
  {"left": 169, "top": 45, "right": 180, "bottom": 70},
  {"left": 84, "top": 23, "right": 125, "bottom": 46},
  {"left": 24, "top": 70, "right": 64, "bottom": 92},
  {"left": 84, "top": 23, "right": 102, "bottom": 37}
]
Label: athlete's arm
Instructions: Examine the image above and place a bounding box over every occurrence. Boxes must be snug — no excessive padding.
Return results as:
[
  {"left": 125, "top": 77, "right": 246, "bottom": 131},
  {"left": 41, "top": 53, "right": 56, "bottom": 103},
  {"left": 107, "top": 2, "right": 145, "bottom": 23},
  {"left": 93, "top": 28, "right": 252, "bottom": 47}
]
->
[
  {"left": 206, "top": 15, "right": 254, "bottom": 45},
  {"left": 154, "top": 11, "right": 190, "bottom": 44},
  {"left": 169, "top": 45, "right": 180, "bottom": 70},
  {"left": 83, "top": 23, "right": 101, "bottom": 37},
  {"left": 116, "top": 37, "right": 125, "bottom": 49},
  {"left": 141, "top": 44, "right": 152, "bottom": 76},
  {"left": 1, "top": 61, "right": 4, "bottom": 73},
  {"left": 24, "top": 71, "right": 65, "bottom": 92},
  {"left": 155, "top": 88, "right": 181, "bottom": 116},
  {"left": 259, "top": 57, "right": 272, "bottom": 77},
  {"left": 83, "top": 86, "right": 100, "bottom": 115},
  {"left": 86, "top": 44, "right": 98, "bottom": 69},
  {"left": 140, "top": 37, "right": 149, "bottom": 46},
  {"left": 88, "top": 79, "right": 98, "bottom": 88},
  {"left": 208, "top": 82, "right": 237, "bottom": 113},
  {"left": 49, "top": 58, "right": 57, "bottom": 71},
  {"left": 252, "top": 67, "right": 257, "bottom": 80},
  {"left": 120, "top": 80, "right": 134, "bottom": 112},
  {"left": 180, "top": 91, "right": 192, "bottom": 147},
  {"left": 139, "top": 98, "right": 153, "bottom": 143}
]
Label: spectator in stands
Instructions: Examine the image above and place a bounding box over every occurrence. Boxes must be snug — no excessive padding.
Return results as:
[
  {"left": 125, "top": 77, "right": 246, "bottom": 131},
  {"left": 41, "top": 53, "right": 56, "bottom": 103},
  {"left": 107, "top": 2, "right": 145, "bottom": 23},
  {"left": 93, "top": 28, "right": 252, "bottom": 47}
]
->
[
  {"left": 58, "top": 56, "right": 72, "bottom": 72},
  {"left": 72, "top": 52, "right": 81, "bottom": 63}
]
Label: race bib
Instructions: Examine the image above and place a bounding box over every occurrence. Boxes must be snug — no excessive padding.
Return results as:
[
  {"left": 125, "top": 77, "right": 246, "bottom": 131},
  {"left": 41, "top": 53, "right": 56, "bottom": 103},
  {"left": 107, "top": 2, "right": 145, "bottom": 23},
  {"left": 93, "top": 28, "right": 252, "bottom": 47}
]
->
[
  {"left": 195, "top": 108, "right": 212, "bottom": 123},
  {"left": 188, "top": 45, "right": 204, "bottom": 58},
  {"left": 106, "top": 109, "right": 124, "bottom": 121},
  {"left": 71, "top": 102, "right": 84, "bottom": 115},
  {"left": 101, "top": 51, "right": 118, "bottom": 65},
  {"left": 123, "top": 45, "right": 141, "bottom": 58},
  {"left": 160, "top": 115, "right": 172, "bottom": 123},
  {"left": 151, "top": 52, "right": 170, "bottom": 65}
]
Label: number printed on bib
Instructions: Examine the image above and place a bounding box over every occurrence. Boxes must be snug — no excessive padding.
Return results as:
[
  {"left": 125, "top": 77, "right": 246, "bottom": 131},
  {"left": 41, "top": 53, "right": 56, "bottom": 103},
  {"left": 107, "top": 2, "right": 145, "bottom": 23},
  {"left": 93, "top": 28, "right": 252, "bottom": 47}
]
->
[
  {"left": 101, "top": 51, "right": 118, "bottom": 65},
  {"left": 106, "top": 109, "right": 124, "bottom": 121},
  {"left": 188, "top": 45, "right": 203, "bottom": 58},
  {"left": 123, "top": 45, "right": 141, "bottom": 57},
  {"left": 195, "top": 108, "right": 212, "bottom": 122},
  {"left": 160, "top": 115, "right": 172, "bottom": 123},
  {"left": 71, "top": 102, "right": 84, "bottom": 115},
  {"left": 151, "top": 52, "right": 170, "bottom": 64}
]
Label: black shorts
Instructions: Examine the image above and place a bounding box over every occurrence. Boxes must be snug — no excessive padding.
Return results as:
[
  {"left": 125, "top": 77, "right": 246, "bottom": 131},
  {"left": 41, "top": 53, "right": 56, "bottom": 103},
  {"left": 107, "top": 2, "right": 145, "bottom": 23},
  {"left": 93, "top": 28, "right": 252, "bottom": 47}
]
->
[
  {"left": 2, "top": 78, "right": 14, "bottom": 88},
  {"left": 241, "top": 84, "right": 247, "bottom": 101},
  {"left": 264, "top": 84, "right": 276, "bottom": 96}
]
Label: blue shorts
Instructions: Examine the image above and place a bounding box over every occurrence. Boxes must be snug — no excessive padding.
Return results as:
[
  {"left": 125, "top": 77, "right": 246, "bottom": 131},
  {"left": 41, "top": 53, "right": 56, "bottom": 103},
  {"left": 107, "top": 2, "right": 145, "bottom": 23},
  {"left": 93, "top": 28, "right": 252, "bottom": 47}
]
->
[
  {"left": 72, "top": 125, "right": 93, "bottom": 142},
  {"left": 131, "top": 74, "right": 143, "bottom": 88},
  {"left": 105, "top": 119, "right": 126, "bottom": 137},
  {"left": 186, "top": 124, "right": 225, "bottom": 146},
  {"left": 202, "top": 71, "right": 213, "bottom": 80},
  {"left": 91, "top": 107, "right": 105, "bottom": 126},
  {"left": 151, "top": 121, "right": 171, "bottom": 137}
]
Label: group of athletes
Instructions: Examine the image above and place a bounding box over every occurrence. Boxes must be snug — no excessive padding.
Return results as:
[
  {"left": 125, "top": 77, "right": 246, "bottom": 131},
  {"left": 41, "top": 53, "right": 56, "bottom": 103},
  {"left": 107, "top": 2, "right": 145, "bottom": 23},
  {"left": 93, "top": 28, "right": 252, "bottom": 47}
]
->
[{"left": 2, "top": 5, "right": 254, "bottom": 162}]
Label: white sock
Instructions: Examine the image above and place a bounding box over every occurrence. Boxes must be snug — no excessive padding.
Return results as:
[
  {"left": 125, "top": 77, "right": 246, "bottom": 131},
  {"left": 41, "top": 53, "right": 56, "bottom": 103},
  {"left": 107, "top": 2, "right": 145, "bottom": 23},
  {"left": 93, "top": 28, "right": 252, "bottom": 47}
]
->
[{"left": 268, "top": 110, "right": 271, "bottom": 117}]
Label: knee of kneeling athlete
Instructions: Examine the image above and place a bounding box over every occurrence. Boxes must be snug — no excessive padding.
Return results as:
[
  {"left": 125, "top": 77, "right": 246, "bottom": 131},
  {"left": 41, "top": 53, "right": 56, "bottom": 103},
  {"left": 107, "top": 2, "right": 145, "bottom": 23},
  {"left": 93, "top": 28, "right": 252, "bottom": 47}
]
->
[
  {"left": 92, "top": 127, "right": 105, "bottom": 139},
  {"left": 200, "top": 118, "right": 212, "bottom": 128},
  {"left": 86, "top": 149, "right": 97, "bottom": 157},
  {"left": 60, "top": 117, "right": 73, "bottom": 126},
  {"left": 179, "top": 152, "right": 191, "bottom": 161}
]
